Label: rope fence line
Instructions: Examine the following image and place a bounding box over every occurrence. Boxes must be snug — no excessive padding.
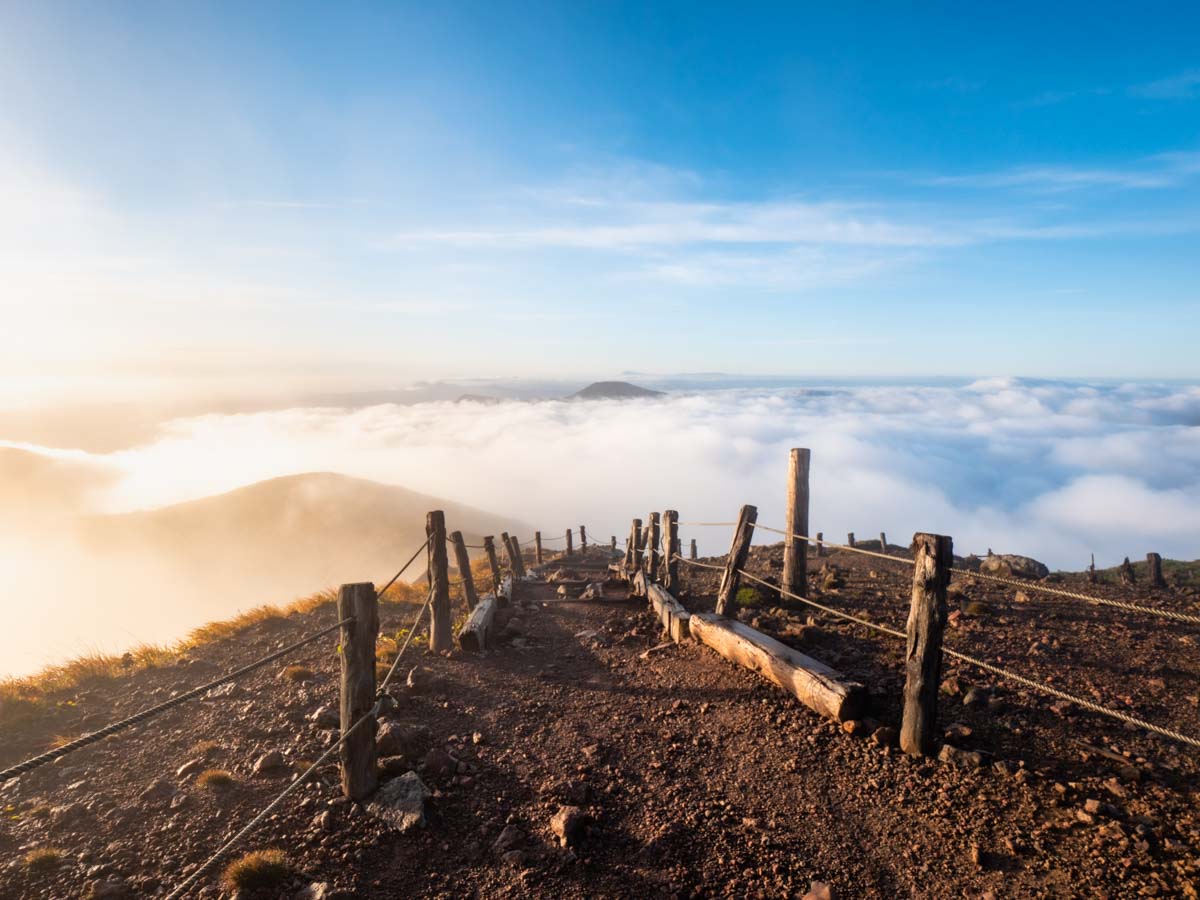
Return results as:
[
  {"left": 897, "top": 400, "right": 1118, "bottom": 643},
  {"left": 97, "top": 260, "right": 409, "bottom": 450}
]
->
[
  {"left": 733, "top": 566, "right": 907, "bottom": 641},
  {"left": 0, "top": 618, "right": 354, "bottom": 786}
]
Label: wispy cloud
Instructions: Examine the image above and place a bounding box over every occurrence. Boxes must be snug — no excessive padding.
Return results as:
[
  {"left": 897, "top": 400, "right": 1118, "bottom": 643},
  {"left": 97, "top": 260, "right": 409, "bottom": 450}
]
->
[
  {"left": 919, "top": 163, "right": 1178, "bottom": 192},
  {"left": 1130, "top": 68, "right": 1200, "bottom": 99}
]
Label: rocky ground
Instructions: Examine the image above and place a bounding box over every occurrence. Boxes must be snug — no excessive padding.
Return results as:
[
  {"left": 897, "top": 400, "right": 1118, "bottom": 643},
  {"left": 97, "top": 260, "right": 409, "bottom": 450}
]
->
[{"left": 2, "top": 544, "right": 1199, "bottom": 899}]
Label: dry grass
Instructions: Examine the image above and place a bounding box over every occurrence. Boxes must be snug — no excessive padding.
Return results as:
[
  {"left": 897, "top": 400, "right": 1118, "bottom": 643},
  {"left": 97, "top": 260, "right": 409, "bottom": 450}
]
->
[
  {"left": 195, "top": 768, "right": 236, "bottom": 789},
  {"left": 221, "top": 849, "right": 291, "bottom": 892},
  {"left": 23, "top": 848, "right": 65, "bottom": 872},
  {"left": 279, "top": 664, "right": 313, "bottom": 683},
  {"left": 190, "top": 739, "right": 223, "bottom": 756}
]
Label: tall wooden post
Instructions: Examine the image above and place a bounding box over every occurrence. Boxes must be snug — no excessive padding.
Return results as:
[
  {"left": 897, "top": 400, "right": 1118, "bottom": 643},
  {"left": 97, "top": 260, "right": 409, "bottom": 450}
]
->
[
  {"left": 483, "top": 536, "right": 501, "bottom": 593},
  {"left": 1147, "top": 552, "right": 1166, "bottom": 588},
  {"left": 427, "top": 511, "right": 452, "bottom": 653},
  {"left": 338, "top": 582, "right": 379, "bottom": 800},
  {"left": 715, "top": 505, "right": 758, "bottom": 617},
  {"left": 663, "top": 510, "right": 679, "bottom": 591},
  {"left": 782, "top": 448, "right": 810, "bottom": 599},
  {"left": 879, "top": 532, "right": 887, "bottom": 554},
  {"left": 449, "top": 530, "right": 478, "bottom": 611},
  {"left": 900, "top": 533, "right": 952, "bottom": 757},
  {"left": 565, "top": 528, "right": 574, "bottom": 557},
  {"left": 630, "top": 518, "right": 643, "bottom": 576},
  {"left": 647, "top": 512, "right": 661, "bottom": 582},
  {"left": 580, "top": 525, "right": 587, "bottom": 550},
  {"left": 507, "top": 534, "right": 526, "bottom": 577},
  {"left": 847, "top": 532, "right": 856, "bottom": 548},
  {"left": 815, "top": 532, "right": 825, "bottom": 558},
  {"left": 1088, "top": 553, "right": 1097, "bottom": 584},
  {"left": 690, "top": 538, "right": 697, "bottom": 560},
  {"left": 534, "top": 531, "right": 544, "bottom": 566}
]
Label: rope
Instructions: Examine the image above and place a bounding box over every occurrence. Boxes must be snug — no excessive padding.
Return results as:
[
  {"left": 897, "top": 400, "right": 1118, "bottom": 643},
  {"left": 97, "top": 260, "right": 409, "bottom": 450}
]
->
[
  {"left": 0, "top": 618, "right": 353, "bottom": 786},
  {"left": 676, "top": 555, "right": 726, "bottom": 572},
  {"left": 735, "top": 568, "right": 906, "bottom": 640},
  {"left": 377, "top": 593, "right": 432, "bottom": 693},
  {"left": 378, "top": 536, "right": 433, "bottom": 597},
  {"left": 677, "top": 521, "right": 737, "bottom": 527},
  {"left": 164, "top": 697, "right": 381, "bottom": 899},
  {"left": 953, "top": 568, "right": 1200, "bottom": 626},
  {"left": 753, "top": 525, "right": 916, "bottom": 567}
]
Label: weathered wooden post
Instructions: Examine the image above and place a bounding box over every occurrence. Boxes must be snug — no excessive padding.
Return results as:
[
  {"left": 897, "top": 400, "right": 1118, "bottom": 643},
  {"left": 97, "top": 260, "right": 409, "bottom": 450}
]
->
[
  {"left": 338, "top": 581, "right": 379, "bottom": 800},
  {"left": 1147, "top": 552, "right": 1166, "bottom": 588},
  {"left": 483, "top": 535, "right": 501, "bottom": 593},
  {"left": 900, "top": 533, "right": 952, "bottom": 757},
  {"left": 534, "top": 531, "right": 544, "bottom": 566},
  {"left": 1088, "top": 553, "right": 1097, "bottom": 584},
  {"left": 1120, "top": 556, "right": 1136, "bottom": 585},
  {"left": 715, "top": 505, "right": 758, "bottom": 617},
  {"left": 647, "top": 512, "right": 661, "bottom": 582},
  {"left": 630, "top": 518, "right": 644, "bottom": 576},
  {"left": 690, "top": 538, "right": 697, "bottom": 560},
  {"left": 610, "top": 535, "right": 617, "bottom": 553},
  {"left": 580, "top": 525, "right": 587, "bottom": 550},
  {"left": 879, "top": 532, "right": 887, "bottom": 554},
  {"left": 847, "top": 532, "right": 856, "bottom": 548},
  {"left": 663, "top": 510, "right": 679, "bottom": 591},
  {"left": 427, "top": 511, "right": 452, "bottom": 653},
  {"left": 500, "top": 532, "right": 513, "bottom": 571},
  {"left": 565, "top": 528, "right": 574, "bottom": 557},
  {"left": 782, "top": 448, "right": 810, "bottom": 599},
  {"left": 449, "top": 530, "right": 478, "bottom": 611},
  {"left": 508, "top": 534, "right": 527, "bottom": 577},
  {"left": 815, "top": 532, "right": 825, "bottom": 558}
]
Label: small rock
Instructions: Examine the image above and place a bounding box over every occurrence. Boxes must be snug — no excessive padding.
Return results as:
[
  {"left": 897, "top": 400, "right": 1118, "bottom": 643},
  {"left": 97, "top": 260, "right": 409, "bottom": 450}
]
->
[
  {"left": 869, "top": 726, "right": 898, "bottom": 748},
  {"left": 549, "top": 805, "right": 587, "bottom": 848},
  {"left": 365, "top": 771, "right": 430, "bottom": 833},
  {"left": 501, "top": 849, "right": 526, "bottom": 869},
  {"left": 803, "top": 881, "right": 833, "bottom": 900},
  {"left": 841, "top": 719, "right": 868, "bottom": 737},
  {"left": 406, "top": 666, "right": 444, "bottom": 695},
  {"left": 308, "top": 705, "right": 340, "bottom": 728},
  {"left": 492, "top": 824, "right": 525, "bottom": 854},
  {"left": 944, "top": 722, "right": 973, "bottom": 740},
  {"left": 962, "top": 688, "right": 985, "bottom": 707},
  {"left": 938, "top": 744, "right": 983, "bottom": 768},
  {"left": 423, "top": 748, "right": 459, "bottom": 778},
  {"left": 139, "top": 779, "right": 174, "bottom": 802},
  {"left": 87, "top": 878, "right": 132, "bottom": 900},
  {"left": 252, "top": 750, "right": 287, "bottom": 775},
  {"left": 175, "top": 759, "right": 205, "bottom": 779},
  {"left": 376, "top": 722, "right": 432, "bottom": 760}
]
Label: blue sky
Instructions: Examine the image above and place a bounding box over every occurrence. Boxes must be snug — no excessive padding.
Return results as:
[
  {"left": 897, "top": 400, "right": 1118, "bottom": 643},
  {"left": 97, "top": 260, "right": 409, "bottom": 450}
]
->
[{"left": 2, "top": 1, "right": 1199, "bottom": 395}]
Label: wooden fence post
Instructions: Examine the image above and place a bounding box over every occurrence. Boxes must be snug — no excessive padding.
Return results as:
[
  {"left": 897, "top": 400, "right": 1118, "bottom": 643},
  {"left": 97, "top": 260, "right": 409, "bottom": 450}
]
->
[
  {"left": 338, "top": 582, "right": 379, "bottom": 800},
  {"left": 630, "top": 518, "right": 643, "bottom": 576},
  {"left": 1148, "top": 552, "right": 1166, "bottom": 588},
  {"left": 508, "top": 534, "right": 527, "bottom": 577},
  {"left": 900, "top": 532, "right": 952, "bottom": 757},
  {"left": 847, "top": 532, "right": 856, "bottom": 548},
  {"left": 663, "top": 510, "right": 679, "bottom": 591},
  {"left": 449, "top": 530, "right": 478, "bottom": 611},
  {"left": 566, "top": 528, "right": 574, "bottom": 556},
  {"left": 782, "top": 448, "right": 810, "bottom": 599},
  {"left": 1088, "top": 553, "right": 1097, "bottom": 584},
  {"left": 483, "top": 536, "right": 501, "bottom": 593},
  {"left": 427, "top": 511, "right": 452, "bottom": 653},
  {"left": 816, "top": 532, "right": 825, "bottom": 558},
  {"left": 534, "top": 531, "right": 544, "bottom": 566},
  {"left": 580, "top": 525, "right": 587, "bottom": 550},
  {"left": 690, "top": 538, "right": 697, "bottom": 560},
  {"left": 879, "top": 532, "right": 887, "bottom": 554},
  {"left": 646, "top": 512, "right": 661, "bottom": 582},
  {"left": 610, "top": 535, "right": 617, "bottom": 553},
  {"left": 715, "top": 505, "right": 758, "bottom": 617}
]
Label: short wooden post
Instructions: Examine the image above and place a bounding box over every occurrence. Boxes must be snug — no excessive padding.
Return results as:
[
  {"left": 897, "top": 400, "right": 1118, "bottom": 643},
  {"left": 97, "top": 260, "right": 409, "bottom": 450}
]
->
[
  {"left": 449, "top": 530, "right": 478, "bottom": 611},
  {"left": 647, "top": 512, "right": 661, "bottom": 582},
  {"left": 879, "top": 532, "right": 887, "bottom": 554},
  {"left": 1087, "top": 553, "right": 1097, "bottom": 584},
  {"left": 900, "top": 533, "right": 952, "bottom": 757},
  {"left": 565, "top": 528, "right": 574, "bottom": 556},
  {"left": 663, "top": 510, "right": 679, "bottom": 591},
  {"left": 610, "top": 535, "right": 617, "bottom": 552},
  {"left": 338, "top": 582, "right": 379, "bottom": 800},
  {"left": 534, "top": 531, "right": 544, "bottom": 566},
  {"left": 815, "top": 532, "right": 825, "bottom": 558},
  {"left": 427, "top": 511, "right": 452, "bottom": 653},
  {"left": 508, "top": 534, "right": 526, "bottom": 577},
  {"left": 630, "top": 518, "right": 643, "bottom": 576},
  {"left": 847, "top": 532, "right": 856, "bottom": 548},
  {"left": 690, "top": 538, "right": 697, "bottom": 560},
  {"left": 1120, "top": 556, "right": 1136, "bottom": 585},
  {"left": 580, "top": 525, "right": 587, "bottom": 550},
  {"left": 782, "top": 448, "right": 810, "bottom": 599},
  {"left": 483, "top": 536, "right": 501, "bottom": 593},
  {"left": 1147, "top": 552, "right": 1166, "bottom": 588},
  {"left": 715, "top": 505, "right": 758, "bottom": 617}
]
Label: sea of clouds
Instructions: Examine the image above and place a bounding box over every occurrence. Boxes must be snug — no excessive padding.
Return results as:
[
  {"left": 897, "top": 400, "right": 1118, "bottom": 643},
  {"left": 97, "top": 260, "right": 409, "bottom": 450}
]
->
[{"left": 14, "top": 376, "right": 1199, "bottom": 569}]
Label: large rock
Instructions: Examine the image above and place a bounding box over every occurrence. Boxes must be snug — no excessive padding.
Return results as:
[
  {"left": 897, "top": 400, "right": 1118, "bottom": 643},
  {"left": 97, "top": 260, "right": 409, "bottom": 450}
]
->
[
  {"left": 365, "top": 772, "right": 430, "bottom": 833},
  {"left": 376, "top": 722, "right": 432, "bottom": 760},
  {"left": 978, "top": 554, "right": 1049, "bottom": 580}
]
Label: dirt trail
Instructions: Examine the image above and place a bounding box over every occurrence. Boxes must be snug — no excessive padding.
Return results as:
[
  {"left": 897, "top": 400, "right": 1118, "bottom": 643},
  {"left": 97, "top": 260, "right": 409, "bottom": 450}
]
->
[{"left": 2, "top": 547, "right": 1198, "bottom": 898}]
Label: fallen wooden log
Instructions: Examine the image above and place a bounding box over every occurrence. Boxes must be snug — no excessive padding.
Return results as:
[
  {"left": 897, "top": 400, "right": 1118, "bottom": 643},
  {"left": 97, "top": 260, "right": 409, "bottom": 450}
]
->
[
  {"left": 457, "top": 593, "right": 497, "bottom": 653},
  {"left": 647, "top": 584, "right": 691, "bottom": 643},
  {"left": 689, "top": 613, "right": 866, "bottom": 722}
]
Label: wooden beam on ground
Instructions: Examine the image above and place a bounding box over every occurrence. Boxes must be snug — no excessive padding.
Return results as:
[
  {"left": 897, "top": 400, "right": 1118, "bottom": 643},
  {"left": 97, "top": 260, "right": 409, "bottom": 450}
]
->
[
  {"left": 457, "top": 593, "right": 497, "bottom": 653},
  {"left": 690, "top": 613, "right": 865, "bottom": 722},
  {"left": 338, "top": 582, "right": 379, "bottom": 799},
  {"left": 449, "top": 530, "right": 478, "bottom": 611},
  {"left": 427, "top": 511, "right": 452, "bottom": 653},
  {"left": 715, "top": 504, "right": 757, "bottom": 617},
  {"left": 647, "top": 583, "right": 691, "bottom": 643},
  {"left": 900, "top": 532, "right": 952, "bottom": 757},
  {"left": 782, "top": 448, "right": 810, "bottom": 599}
]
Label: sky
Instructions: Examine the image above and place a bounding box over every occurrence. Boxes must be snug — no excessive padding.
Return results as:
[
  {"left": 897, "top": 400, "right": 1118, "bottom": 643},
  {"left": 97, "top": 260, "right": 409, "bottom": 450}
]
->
[{"left": 2, "top": 1, "right": 1199, "bottom": 402}]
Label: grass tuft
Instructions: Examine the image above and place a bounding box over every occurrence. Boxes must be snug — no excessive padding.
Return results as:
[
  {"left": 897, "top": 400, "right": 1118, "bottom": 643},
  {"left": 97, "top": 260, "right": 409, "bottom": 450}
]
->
[
  {"left": 279, "top": 664, "right": 313, "bottom": 683},
  {"left": 23, "top": 848, "right": 65, "bottom": 872},
  {"left": 196, "top": 769, "right": 236, "bottom": 789},
  {"left": 735, "top": 586, "right": 762, "bottom": 608},
  {"left": 221, "top": 849, "right": 291, "bottom": 892}
]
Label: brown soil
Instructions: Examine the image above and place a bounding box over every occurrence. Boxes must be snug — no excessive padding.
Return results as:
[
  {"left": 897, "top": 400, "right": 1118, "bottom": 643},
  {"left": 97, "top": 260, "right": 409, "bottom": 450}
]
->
[{"left": 2, "top": 545, "right": 1199, "bottom": 899}]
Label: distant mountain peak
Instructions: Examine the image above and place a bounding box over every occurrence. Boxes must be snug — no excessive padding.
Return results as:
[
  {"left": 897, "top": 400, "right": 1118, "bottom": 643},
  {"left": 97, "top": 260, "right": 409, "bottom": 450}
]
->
[{"left": 569, "top": 381, "right": 665, "bottom": 400}]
